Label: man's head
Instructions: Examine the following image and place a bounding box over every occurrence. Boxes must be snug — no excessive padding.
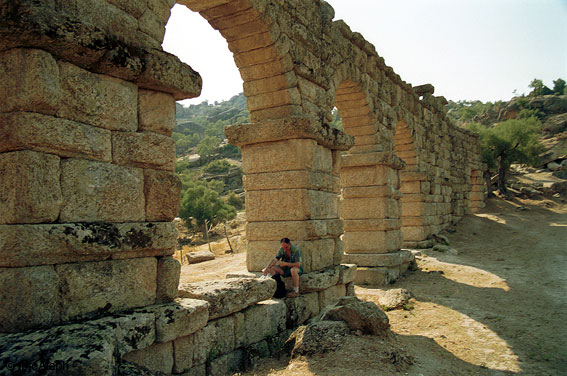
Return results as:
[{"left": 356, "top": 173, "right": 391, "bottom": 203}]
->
[{"left": 280, "top": 237, "right": 291, "bottom": 252}]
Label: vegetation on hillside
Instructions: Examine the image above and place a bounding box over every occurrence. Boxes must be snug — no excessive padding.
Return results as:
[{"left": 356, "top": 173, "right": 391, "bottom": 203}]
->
[{"left": 449, "top": 77, "right": 566, "bottom": 196}]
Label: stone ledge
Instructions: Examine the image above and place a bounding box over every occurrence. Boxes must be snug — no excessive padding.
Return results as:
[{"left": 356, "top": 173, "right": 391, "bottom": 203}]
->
[
  {"left": 225, "top": 118, "right": 354, "bottom": 151},
  {"left": 178, "top": 278, "right": 276, "bottom": 320},
  {"left": 0, "top": 222, "right": 177, "bottom": 267},
  {"left": 0, "top": 4, "right": 201, "bottom": 100},
  {"left": 342, "top": 151, "right": 406, "bottom": 170}
]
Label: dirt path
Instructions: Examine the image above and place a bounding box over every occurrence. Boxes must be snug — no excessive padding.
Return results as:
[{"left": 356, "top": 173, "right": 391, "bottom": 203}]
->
[{"left": 179, "top": 196, "right": 567, "bottom": 375}]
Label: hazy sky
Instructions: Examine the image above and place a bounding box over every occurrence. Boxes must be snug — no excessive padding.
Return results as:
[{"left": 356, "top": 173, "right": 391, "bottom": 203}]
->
[{"left": 163, "top": 0, "right": 567, "bottom": 106}]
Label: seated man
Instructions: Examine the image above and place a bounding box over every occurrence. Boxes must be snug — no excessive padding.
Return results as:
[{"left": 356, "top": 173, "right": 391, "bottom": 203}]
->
[{"left": 262, "top": 237, "right": 303, "bottom": 297}]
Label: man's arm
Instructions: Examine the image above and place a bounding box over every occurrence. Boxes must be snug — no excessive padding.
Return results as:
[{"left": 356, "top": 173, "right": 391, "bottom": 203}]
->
[{"left": 262, "top": 257, "right": 279, "bottom": 275}]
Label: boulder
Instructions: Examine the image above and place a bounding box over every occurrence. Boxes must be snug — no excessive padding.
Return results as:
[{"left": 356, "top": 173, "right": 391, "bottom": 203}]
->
[
  {"left": 547, "top": 162, "right": 562, "bottom": 171},
  {"left": 317, "top": 296, "right": 390, "bottom": 336},
  {"left": 374, "top": 288, "right": 414, "bottom": 311},
  {"left": 178, "top": 278, "right": 276, "bottom": 319},
  {"left": 285, "top": 320, "right": 350, "bottom": 358},
  {"left": 186, "top": 250, "right": 215, "bottom": 264}
]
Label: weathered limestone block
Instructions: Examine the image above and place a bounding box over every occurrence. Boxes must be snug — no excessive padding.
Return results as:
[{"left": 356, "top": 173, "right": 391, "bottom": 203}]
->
[
  {"left": 208, "top": 350, "right": 245, "bottom": 376},
  {"left": 0, "top": 222, "right": 177, "bottom": 267},
  {"left": 401, "top": 226, "right": 427, "bottom": 242},
  {"left": 343, "top": 252, "right": 407, "bottom": 267},
  {"left": 318, "top": 296, "right": 390, "bottom": 336},
  {"left": 243, "top": 300, "right": 287, "bottom": 345},
  {"left": 156, "top": 256, "right": 181, "bottom": 303},
  {"left": 318, "top": 284, "right": 346, "bottom": 309},
  {"left": 57, "top": 61, "right": 138, "bottom": 131},
  {"left": 246, "top": 238, "right": 335, "bottom": 273},
  {"left": 343, "top": 218, "right": 401, "bottom": 232},
  {"left": 342, "top": 185, "right": 401, "bottom": 199},
  {"left": 60, "top": 159, "right": 145, "bottom": 222},
  {"left": 243, "top": 72, "right": 297, "bottom": 97},
  {"left": 243, "top": 170, "right": 339, "bottom": 192},
  {"left": 241, "top": 138, "right": 331, "bottom": 174},
  {"left": 284, "top": 292, "right": 319, "bottom": 327},
  {"left": 0, "top": 48, "right": 61, "bottom": 114},
  {"left": 186, "top": 250, "right": 216, "bottom": 264},
  {"left": 90, "top": 311, "right": 156, "bottom": 356},
  {"left": 0, "top": 112, "right": 112, "bottom": 161},
  {"left": 343, "top": 230, "right": 402, "bottom": 253},
  {"left": 340, "top": 197, "right": 400, "bottom": 220},
  {"left": 355, "top": 267, "right": 397, "bottom": 285},
  {"left": 152, "top": 299, "right": 210, "bottom": 343},
  {"left": 340, "top": 165, "right": 399, "bottom": 187},
  {"left": 337, "top": 264, "right": 357, "bottom": 284},
  {"left": 135, "top": 49, "right": 202, "bottom": 101},
  {"left": 246, "top": 189, "right": 339, "bottom": 222},
  {"left": 0, "top": 265, "right": 60, "bottom": 332},
  {"left": 123, "top": 341, "right": 174, "bottom": 374},
  {"left": 138, "top": 89, "right": 175, "bottom": 136},
  {"left": 144, "top": 169, "right": 181, "bottom": 221},
  {"left": 56, "top": 258, "right": 157, "bottom": 321},
  {"left": 0, "top": 322, "right": 116, "bottom": 375},
  {"left": 0, "top": 150, "right": 62, "bottom": 224},
  {"left": 246, "top": 219, "right": 343, "bottom": 241},
  {"left": 138, "top": 9, "right": 165, "bottom": 43},
  {"left": 284, "top": 267, "right": 340, "bottom": 293},
  {"left": 193, "top": 316, "right": 236, "bottom": 366},
  {"left": 112, "top": 131, "right": 175, "bottom": 171},
  {"left": 178, "top": 278, "right": 276, "bottom": 319}
]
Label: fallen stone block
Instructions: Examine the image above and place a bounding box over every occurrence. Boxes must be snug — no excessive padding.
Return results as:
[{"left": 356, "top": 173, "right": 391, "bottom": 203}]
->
[
  {"left": 318, "top": 296, "right": 390, "bottom": 336},
  {"left": 373, "top": 288, "right": 414, "bottom": 311},
  {"left": 285, "top": 321, "right": 349, "bottom": 358},
  {"left": 178, "top": 278, "right": 276, "bottom": 319},
  {"left": 186, "top": 250, "right": 215, "bottom": 264}
]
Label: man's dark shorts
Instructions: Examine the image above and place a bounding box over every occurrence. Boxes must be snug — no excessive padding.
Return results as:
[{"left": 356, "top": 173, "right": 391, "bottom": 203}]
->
[{"left": 281, "top": 266, "right": 303, "bottom": 277}]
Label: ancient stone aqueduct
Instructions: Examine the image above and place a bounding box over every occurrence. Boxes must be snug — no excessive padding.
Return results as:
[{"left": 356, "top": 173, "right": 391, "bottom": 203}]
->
[{"left": 0, "top": 0, "right": 485, "bottom": 373}]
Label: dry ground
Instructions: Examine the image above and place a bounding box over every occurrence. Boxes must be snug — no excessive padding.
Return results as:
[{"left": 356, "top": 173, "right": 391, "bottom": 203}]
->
[{"left": 178, "top": 195, "right": 567, "bottom": 375}]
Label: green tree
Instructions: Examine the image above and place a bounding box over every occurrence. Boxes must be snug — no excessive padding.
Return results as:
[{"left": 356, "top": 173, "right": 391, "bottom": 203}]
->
[
  {"left": 552, "top": 78, "right": 566, "bottom": 95},
  {"left": 197, "top": 136, "right": 220, "bottom": 161},
  {"left": 468, "top": 117, "right": 544, "bottom": 195},
  {"left": 179, "top": 181, "right": 236, "bottom": 247},
  {"left": 529, "top": 79, "right": 552, "bottom": 97},
  {"left": 203, "top": 159, "right": 231, "bottom": 174}
]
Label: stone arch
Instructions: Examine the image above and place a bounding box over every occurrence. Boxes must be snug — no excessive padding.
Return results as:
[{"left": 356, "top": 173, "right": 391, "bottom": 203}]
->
[
  {"left": 177, "top": 0, "right": 302, "bottom": 122},
  {"left": 394, "top": 120, "right": 431, "bottom": 246},
  {"left": 330, "top": 77, "right": 407, "bottom": 285}
]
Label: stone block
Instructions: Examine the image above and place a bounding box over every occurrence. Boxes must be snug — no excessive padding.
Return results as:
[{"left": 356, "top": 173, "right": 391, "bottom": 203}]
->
[
  {"left": 0, "top": 265, "right": 60, "bottom": 332},
  {"left": 0, "top": 222, "right": 177, "bottom": 267},
  {"left": 354, "top": 267, "right": 393, "bottom": 286},
  {"left": 246, "top": 219, "right": 343, "bottom": 241},
  {"left": 318, "top": 284, "right": 346, "bottom": 309},
  {"left": 342, "top": 252, "right": 405, "bottom": 268},
  {"left": 156, "top": 256, "right": 181, "bottom": 303},
  {"left": 343, "top": 218, "right": 401, "bottom": 232},
  {"left": 244, "top": 300, "right": 287, "bottom": 345},
  {"left": 343, "top": 230, "right": 402, "bottom": 253},
  {"left": 0, "top": 112, "right": 111, "bottom": 161},
  {"left": 193, "top": 316, "right": 236, "bottom": 366},
  {"left": 152, "top": 298, "right": 210, "bottom": 343},
  {"left": 246, "top": 189, "right": 339, "bottom": 221},
  {"left": 284, "top": 292, "right": 319, "bottom": 327},
  {"left": 401, "top": 201, "right": 425, "bottom": 217},
  {"left": 173, "top": 335, "right": 194, "bottom": 373},
  {"left": 112, "top": 131, "right": 175, "bottom": 171},
  {"left": 401, "top": 226, "right": 427, "bottom": 242},
  {"left": 342, "top": 185, "right": 400, "bottom": 199},
  {"left": 241, "top": 138, "right": 331, "bottom": 174},
  {"left": 340, "top": 165, "right": 399, "bottom": 187},
  {"left": 186, "top": 250, "right": 215, "bottom": 264},
  {"left": 56, "top": 258, "right": 157, "bottom": 321},
  {"left": 138, "top": 89, "right": 175, "bottom": 136},
  {"left": 0, "top": 151, "right": 62, "bottom": 224},
  {"left": 57, "top": 61, "right": 138, "bottom": 131},
  {"left": 346, "top": 282, "right": 355, "bottom": 296},
  {"left": 123, "top": 341, "right": 174, "bottom": 374},
  {"left": 340, "top": 197, "right": 400, "bottom": 220},
  {"left": 0, "top": 322, "right": 116, "bottom": 375},
  {"left": 60, "top": 159, "right": 145, "bottom": 222},
  {"left": 178, "top": 278, "right": 276, "bottom": 319},
  {"left": 144, "top": 169, "right": 181, "bottom": 221},
  {"left": 400, "top": 180, "right": 421, "bottom": 194},
  {"left": 90, "top": 311, "right": 156, "bottom": 356},
  {"left": 283, "top": 267, "right": 340, "bottom": 293},
  {"left": 207, "top": 349, "right": 244, "bottom": 376},
  {"left": 337, "top": 264, "right": 357, "bottom": 284},
  {"left": 243, "top": 170, "right": 339, "bottom": 192},
  {"left": 139, "top": 9, "right": 165, "bottom": 42},
  {"left": 0, "top": 48, "right": 61, "bottom": 114}
]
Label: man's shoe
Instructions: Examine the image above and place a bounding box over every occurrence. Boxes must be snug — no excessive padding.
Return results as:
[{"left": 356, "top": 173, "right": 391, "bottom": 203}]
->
[{"left": 287, "top": 291, "right": 299, "bottom": 298}]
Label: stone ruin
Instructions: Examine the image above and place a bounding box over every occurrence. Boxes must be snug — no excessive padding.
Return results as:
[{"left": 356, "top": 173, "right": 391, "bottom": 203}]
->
[{"left": 0, "top": 0, "right": 486, "bottom": 374}]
